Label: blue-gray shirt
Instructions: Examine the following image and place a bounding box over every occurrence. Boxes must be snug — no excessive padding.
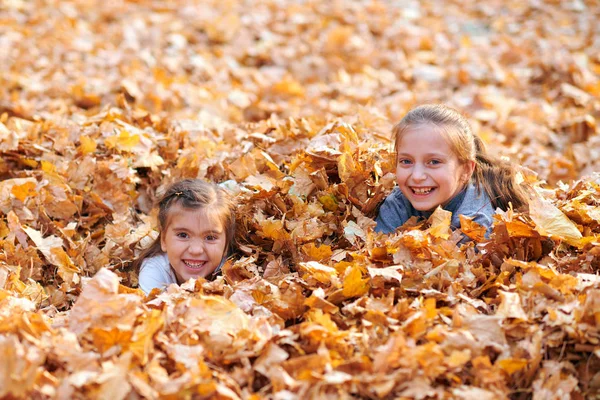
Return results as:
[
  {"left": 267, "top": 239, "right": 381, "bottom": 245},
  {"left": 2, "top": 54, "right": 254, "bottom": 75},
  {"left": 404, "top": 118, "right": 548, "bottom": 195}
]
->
[{"left": 375, "top": 183, "right": 495, "bottom": 238}]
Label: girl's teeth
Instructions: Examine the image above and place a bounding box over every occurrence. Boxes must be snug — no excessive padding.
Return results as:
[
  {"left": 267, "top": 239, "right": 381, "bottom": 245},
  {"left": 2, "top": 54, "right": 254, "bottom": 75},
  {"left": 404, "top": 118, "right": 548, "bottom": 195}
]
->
[
  {"left": 184, "top": 261, "right": 204, "bottom": 269},
  {"left": 413, "top": 188, "right": 432, "bottom": 194}
]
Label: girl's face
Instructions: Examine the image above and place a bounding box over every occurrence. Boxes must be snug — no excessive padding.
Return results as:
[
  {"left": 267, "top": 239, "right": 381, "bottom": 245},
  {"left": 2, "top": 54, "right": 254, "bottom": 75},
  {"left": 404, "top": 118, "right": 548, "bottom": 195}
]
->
[
  {"left": 160, "top": 204, "right": 227, "bottom": 284},
  {"left": 395, "top": 124, "right": 475, "bottom": 212}
]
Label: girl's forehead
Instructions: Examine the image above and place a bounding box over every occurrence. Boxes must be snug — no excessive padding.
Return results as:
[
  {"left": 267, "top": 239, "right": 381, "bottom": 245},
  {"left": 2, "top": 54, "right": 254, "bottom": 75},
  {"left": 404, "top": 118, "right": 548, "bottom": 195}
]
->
[
  {"left": 165, "top": 204, "right": 223, "bottom": 228},
  {"left": 399, "top": 124, "right": 450, "bottom": 147}
]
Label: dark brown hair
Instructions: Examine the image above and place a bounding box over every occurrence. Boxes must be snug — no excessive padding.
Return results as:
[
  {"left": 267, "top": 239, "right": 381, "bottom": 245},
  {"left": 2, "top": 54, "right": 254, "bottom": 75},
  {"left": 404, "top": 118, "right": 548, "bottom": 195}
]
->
[
  {"left": 132, "top": 179, "right": 236, "bottom": 273},
  {"left": 393, "top": 104, "right": 528, "bottom": 210}
]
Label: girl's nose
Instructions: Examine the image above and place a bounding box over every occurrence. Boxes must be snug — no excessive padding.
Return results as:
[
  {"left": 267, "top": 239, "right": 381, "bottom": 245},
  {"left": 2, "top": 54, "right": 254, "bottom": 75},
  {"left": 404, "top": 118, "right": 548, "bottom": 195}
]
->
[
  {"left": 411, "top": 164, "right": 426, "bottom": 181},
  {"left": 188, "top": 240, "right": 205, "bottom": 254}
]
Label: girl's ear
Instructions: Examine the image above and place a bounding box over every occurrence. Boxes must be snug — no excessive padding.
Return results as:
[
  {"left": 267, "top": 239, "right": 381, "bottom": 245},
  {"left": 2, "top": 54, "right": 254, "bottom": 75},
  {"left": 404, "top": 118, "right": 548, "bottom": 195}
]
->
[
  {"left": 160, "top": 234, "right": 167, "bottom": 252},
  {"left": 463, "top": 160, "right": 476, "bottom": 182}
]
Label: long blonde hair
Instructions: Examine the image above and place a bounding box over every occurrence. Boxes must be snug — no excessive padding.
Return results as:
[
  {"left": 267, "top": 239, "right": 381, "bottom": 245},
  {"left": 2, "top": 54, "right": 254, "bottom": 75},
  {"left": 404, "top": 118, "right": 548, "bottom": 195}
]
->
[
  {"left": 132, "top": 179, "right": 236, "bottom": 273},
  {"left": 392, "top": 104, "right": 527, "bottom": 210}
]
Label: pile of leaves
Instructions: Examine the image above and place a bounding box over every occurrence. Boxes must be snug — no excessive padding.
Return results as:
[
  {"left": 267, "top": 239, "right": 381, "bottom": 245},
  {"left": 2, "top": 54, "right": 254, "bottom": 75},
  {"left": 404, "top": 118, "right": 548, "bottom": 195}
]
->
[{"left": 1, "top": 0, "right": 600, "bottom": 398}]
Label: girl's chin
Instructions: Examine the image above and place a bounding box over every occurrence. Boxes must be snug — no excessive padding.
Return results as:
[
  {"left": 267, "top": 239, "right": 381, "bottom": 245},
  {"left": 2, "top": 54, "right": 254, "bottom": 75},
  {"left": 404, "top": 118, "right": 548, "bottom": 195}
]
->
[
  {"left": 176, "top": 269, "right": 214, "bottom": 283},
  {"left": 408, "top": 197, "right": 442, "bottom": 212}
]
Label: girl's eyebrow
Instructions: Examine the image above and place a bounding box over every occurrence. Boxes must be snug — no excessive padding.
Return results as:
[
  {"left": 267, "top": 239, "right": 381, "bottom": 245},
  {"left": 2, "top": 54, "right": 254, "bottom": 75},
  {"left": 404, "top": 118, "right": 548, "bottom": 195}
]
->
[
  {"left": 171, "top": 227, "right": 223, "bottom": 234},
  {"left": 170, "top": 226, "right": 190, "bottom": 231},
  {"left": 398, "top": 152, "right": 448, "bottom": 158}
]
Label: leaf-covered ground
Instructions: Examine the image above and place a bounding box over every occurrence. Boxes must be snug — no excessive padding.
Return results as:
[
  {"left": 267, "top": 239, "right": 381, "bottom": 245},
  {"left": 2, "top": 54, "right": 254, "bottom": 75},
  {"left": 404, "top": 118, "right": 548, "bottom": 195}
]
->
[{"left": 1, "top": 0, "right": 600, "bottom": 398}]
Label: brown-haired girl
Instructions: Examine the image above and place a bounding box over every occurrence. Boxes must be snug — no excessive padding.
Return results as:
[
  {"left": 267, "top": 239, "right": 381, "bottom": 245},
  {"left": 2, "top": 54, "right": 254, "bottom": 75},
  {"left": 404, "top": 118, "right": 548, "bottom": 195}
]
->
[
  {"left": 376, "top": 104, "right": 527, "bottom": 238},
  {"left": 133, "top": 179, "right": 236, "bottom": 294}
]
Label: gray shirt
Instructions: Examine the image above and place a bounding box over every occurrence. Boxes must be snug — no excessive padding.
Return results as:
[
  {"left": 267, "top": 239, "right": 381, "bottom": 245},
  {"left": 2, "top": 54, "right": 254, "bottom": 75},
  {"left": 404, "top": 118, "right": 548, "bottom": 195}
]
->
[
  {"left": 138, "top": 253, "right": 177, "bottom": 295},
  {"left": 138, "top": 253, "right": 225, "bottom": 295},
  {"left": 375, "top": 183, "right": 495, "bottom": 238}
]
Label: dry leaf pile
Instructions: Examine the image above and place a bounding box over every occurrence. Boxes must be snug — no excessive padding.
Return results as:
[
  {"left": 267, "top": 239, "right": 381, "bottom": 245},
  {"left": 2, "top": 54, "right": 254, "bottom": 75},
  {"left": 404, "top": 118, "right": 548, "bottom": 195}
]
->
[{"left": 1, "top": 0, "right": 600, "bottom": 399}]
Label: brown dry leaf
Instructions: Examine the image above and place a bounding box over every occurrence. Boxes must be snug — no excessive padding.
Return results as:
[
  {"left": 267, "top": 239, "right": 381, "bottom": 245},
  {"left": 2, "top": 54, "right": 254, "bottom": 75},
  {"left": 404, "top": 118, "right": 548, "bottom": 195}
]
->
[
  {"left": 69, "top": 269, "right": 142, "bottom": 336},
  {"left": 2, "top": 0, "right": 600, "bottom": 398},
  {"left": 0, "top": 334, "right": 44, "bottom": 398},
  {"left": 23, "top": 227, "right": 80, "bottom": 285},
  {"left": 495, "top": 291, "right": 528, "bottom": 321}
]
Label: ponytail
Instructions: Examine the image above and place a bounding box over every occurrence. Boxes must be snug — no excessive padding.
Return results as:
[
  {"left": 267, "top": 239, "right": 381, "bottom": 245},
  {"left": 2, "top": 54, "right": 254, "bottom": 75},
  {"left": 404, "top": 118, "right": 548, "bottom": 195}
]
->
[{"left": 472, "top": 136, "right": 528, "bottom": 211}]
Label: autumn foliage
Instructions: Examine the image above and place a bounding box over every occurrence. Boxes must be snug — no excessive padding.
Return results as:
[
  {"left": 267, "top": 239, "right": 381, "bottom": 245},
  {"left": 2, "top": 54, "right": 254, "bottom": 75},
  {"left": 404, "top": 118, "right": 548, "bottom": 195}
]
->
[{"left": 1, "top": 0, "right": 600, "bottom": 399}]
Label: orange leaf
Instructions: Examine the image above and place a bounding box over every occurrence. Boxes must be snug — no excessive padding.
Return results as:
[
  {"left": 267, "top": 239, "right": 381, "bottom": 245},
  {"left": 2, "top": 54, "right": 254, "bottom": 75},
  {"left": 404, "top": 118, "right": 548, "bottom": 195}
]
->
[
  {"left": 301, "top": 242, "right": 333, "bottom": 261},
  {"left": 11, "top": 181, "right": 37, "bottom": 202},
  {"left": 459, "top": 215, "right": 487, "bottom": 242}
]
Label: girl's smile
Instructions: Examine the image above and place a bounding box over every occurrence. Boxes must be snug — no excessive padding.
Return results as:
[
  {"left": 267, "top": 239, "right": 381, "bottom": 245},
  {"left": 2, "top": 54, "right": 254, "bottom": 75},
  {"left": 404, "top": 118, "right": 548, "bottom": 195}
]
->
[
  {"left": 411, "top": 187, "right": 435, "bottom": 195},
  {"left": 396, "top": 124, "right": 474, "bottom": 212}
]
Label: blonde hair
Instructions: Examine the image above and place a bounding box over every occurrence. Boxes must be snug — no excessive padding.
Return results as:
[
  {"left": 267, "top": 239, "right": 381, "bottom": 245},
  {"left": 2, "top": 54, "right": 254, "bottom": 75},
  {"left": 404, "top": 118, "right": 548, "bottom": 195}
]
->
[
  {"left": 393, "top": 104, "right": 527, "bottom": 210},
  {"left": 132, "top": 179, "right": 236, "bottom": 273}
]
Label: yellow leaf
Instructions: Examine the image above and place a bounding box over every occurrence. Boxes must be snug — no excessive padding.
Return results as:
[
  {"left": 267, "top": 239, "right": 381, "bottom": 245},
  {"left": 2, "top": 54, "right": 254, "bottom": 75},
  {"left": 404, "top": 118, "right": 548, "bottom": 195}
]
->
[
  {"left": 424, "top": 297, "right": 437, "bottom": 320},
  {"left": 79, "top": 135, "right": 97, "bottom": 155},
  {"left": 428, "top": 207, "right": 451, "bottom": 239},
  {"left": 130, "top": 309, "right": 164, "bottom": 364},
  {"left": 260, "top": 219, "right": 289, "bottom": 241},
  {"left": 305, "top": 309, "right": 338, "bottom": 332},
  {"left": 21, "top": 158, "right": 38, "bottom": 168},
  {"left": 301, "top": 242, "right": 333, "bottom": 261},
  {"left": 40, "top": 161, "right": 56, "bottom": 173},
  {"left": 529, "top": 196, "right": 582, "bottom": 245},
  {"left": 333, "top": 260, "right": 352, "bottom": 275},
  {"left": 105, "top": 129, "right": 140, "bottom": 152},
  {"left": 318, "top": 194, "right": 338, "bottom": 212},
  {"left": 298, "top": 261, "right": 338, "bottom": 285},
  {"left": 337, "top": 151, "right": 357, "bottom": 183},
  {"left": 497, "top": 358, "right": 528, "bottom": 374},
  {"left": 272, "top": 77, "right": 305, "bottom": 97},
  {"left": 447, "top": 349, "right": 471, "bottom": 368},
  {"left": 342, "top": 265, "right": 369, "bottom": 298},
  {"left": 326, "top": 25, "right": 354, "bottom": 49},
  {"left": 505, "top": 220, "right": 539, "bottom": 238},
  {"left": 0, "top": 220, "right": 9, "bottom": 239}
]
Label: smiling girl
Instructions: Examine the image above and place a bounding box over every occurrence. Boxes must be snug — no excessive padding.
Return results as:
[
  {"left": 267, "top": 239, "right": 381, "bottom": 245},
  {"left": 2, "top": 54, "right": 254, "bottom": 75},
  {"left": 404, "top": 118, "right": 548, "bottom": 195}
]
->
[
  {"left": 133, "top": 179, "right": 236, "bottom": 294},
  {"left": 375, "top": 104, "right": 527, "bottom": 239}
]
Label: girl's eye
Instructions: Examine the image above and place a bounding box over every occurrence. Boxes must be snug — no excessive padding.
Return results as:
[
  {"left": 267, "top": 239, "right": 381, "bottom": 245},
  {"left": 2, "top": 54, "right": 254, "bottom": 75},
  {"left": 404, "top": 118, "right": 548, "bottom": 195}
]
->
[
  {"left": 429, "top": 159, "right": 442, "bottom": 165},
  {"left": 398, "top": 159, "right": 412, "bottom": 165},
  {"left": 206, "top": 234, "right": 219, "bottom": 241},
  {"left": 176, "top": 232, "right": 189, "bottom": 239}
]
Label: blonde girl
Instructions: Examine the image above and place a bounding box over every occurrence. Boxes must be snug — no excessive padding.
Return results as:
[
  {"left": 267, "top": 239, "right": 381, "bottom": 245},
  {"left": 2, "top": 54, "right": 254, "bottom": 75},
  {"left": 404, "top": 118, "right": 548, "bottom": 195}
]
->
[{"left": 376, "top": 104, "right": 527, "bottom": 238}]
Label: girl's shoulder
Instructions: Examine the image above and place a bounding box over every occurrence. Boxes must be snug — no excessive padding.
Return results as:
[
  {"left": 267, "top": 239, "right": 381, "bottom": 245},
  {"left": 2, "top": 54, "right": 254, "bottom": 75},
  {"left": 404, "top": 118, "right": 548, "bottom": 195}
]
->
[
  {"left": 140, "top": 253, "right": 170, "bottom": 271},
  {"left": 138, "top": 253, "right": 177, "bottom": 294},
  {"left": 461, "top": 183, "right": 495, "bottom": 217}
]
